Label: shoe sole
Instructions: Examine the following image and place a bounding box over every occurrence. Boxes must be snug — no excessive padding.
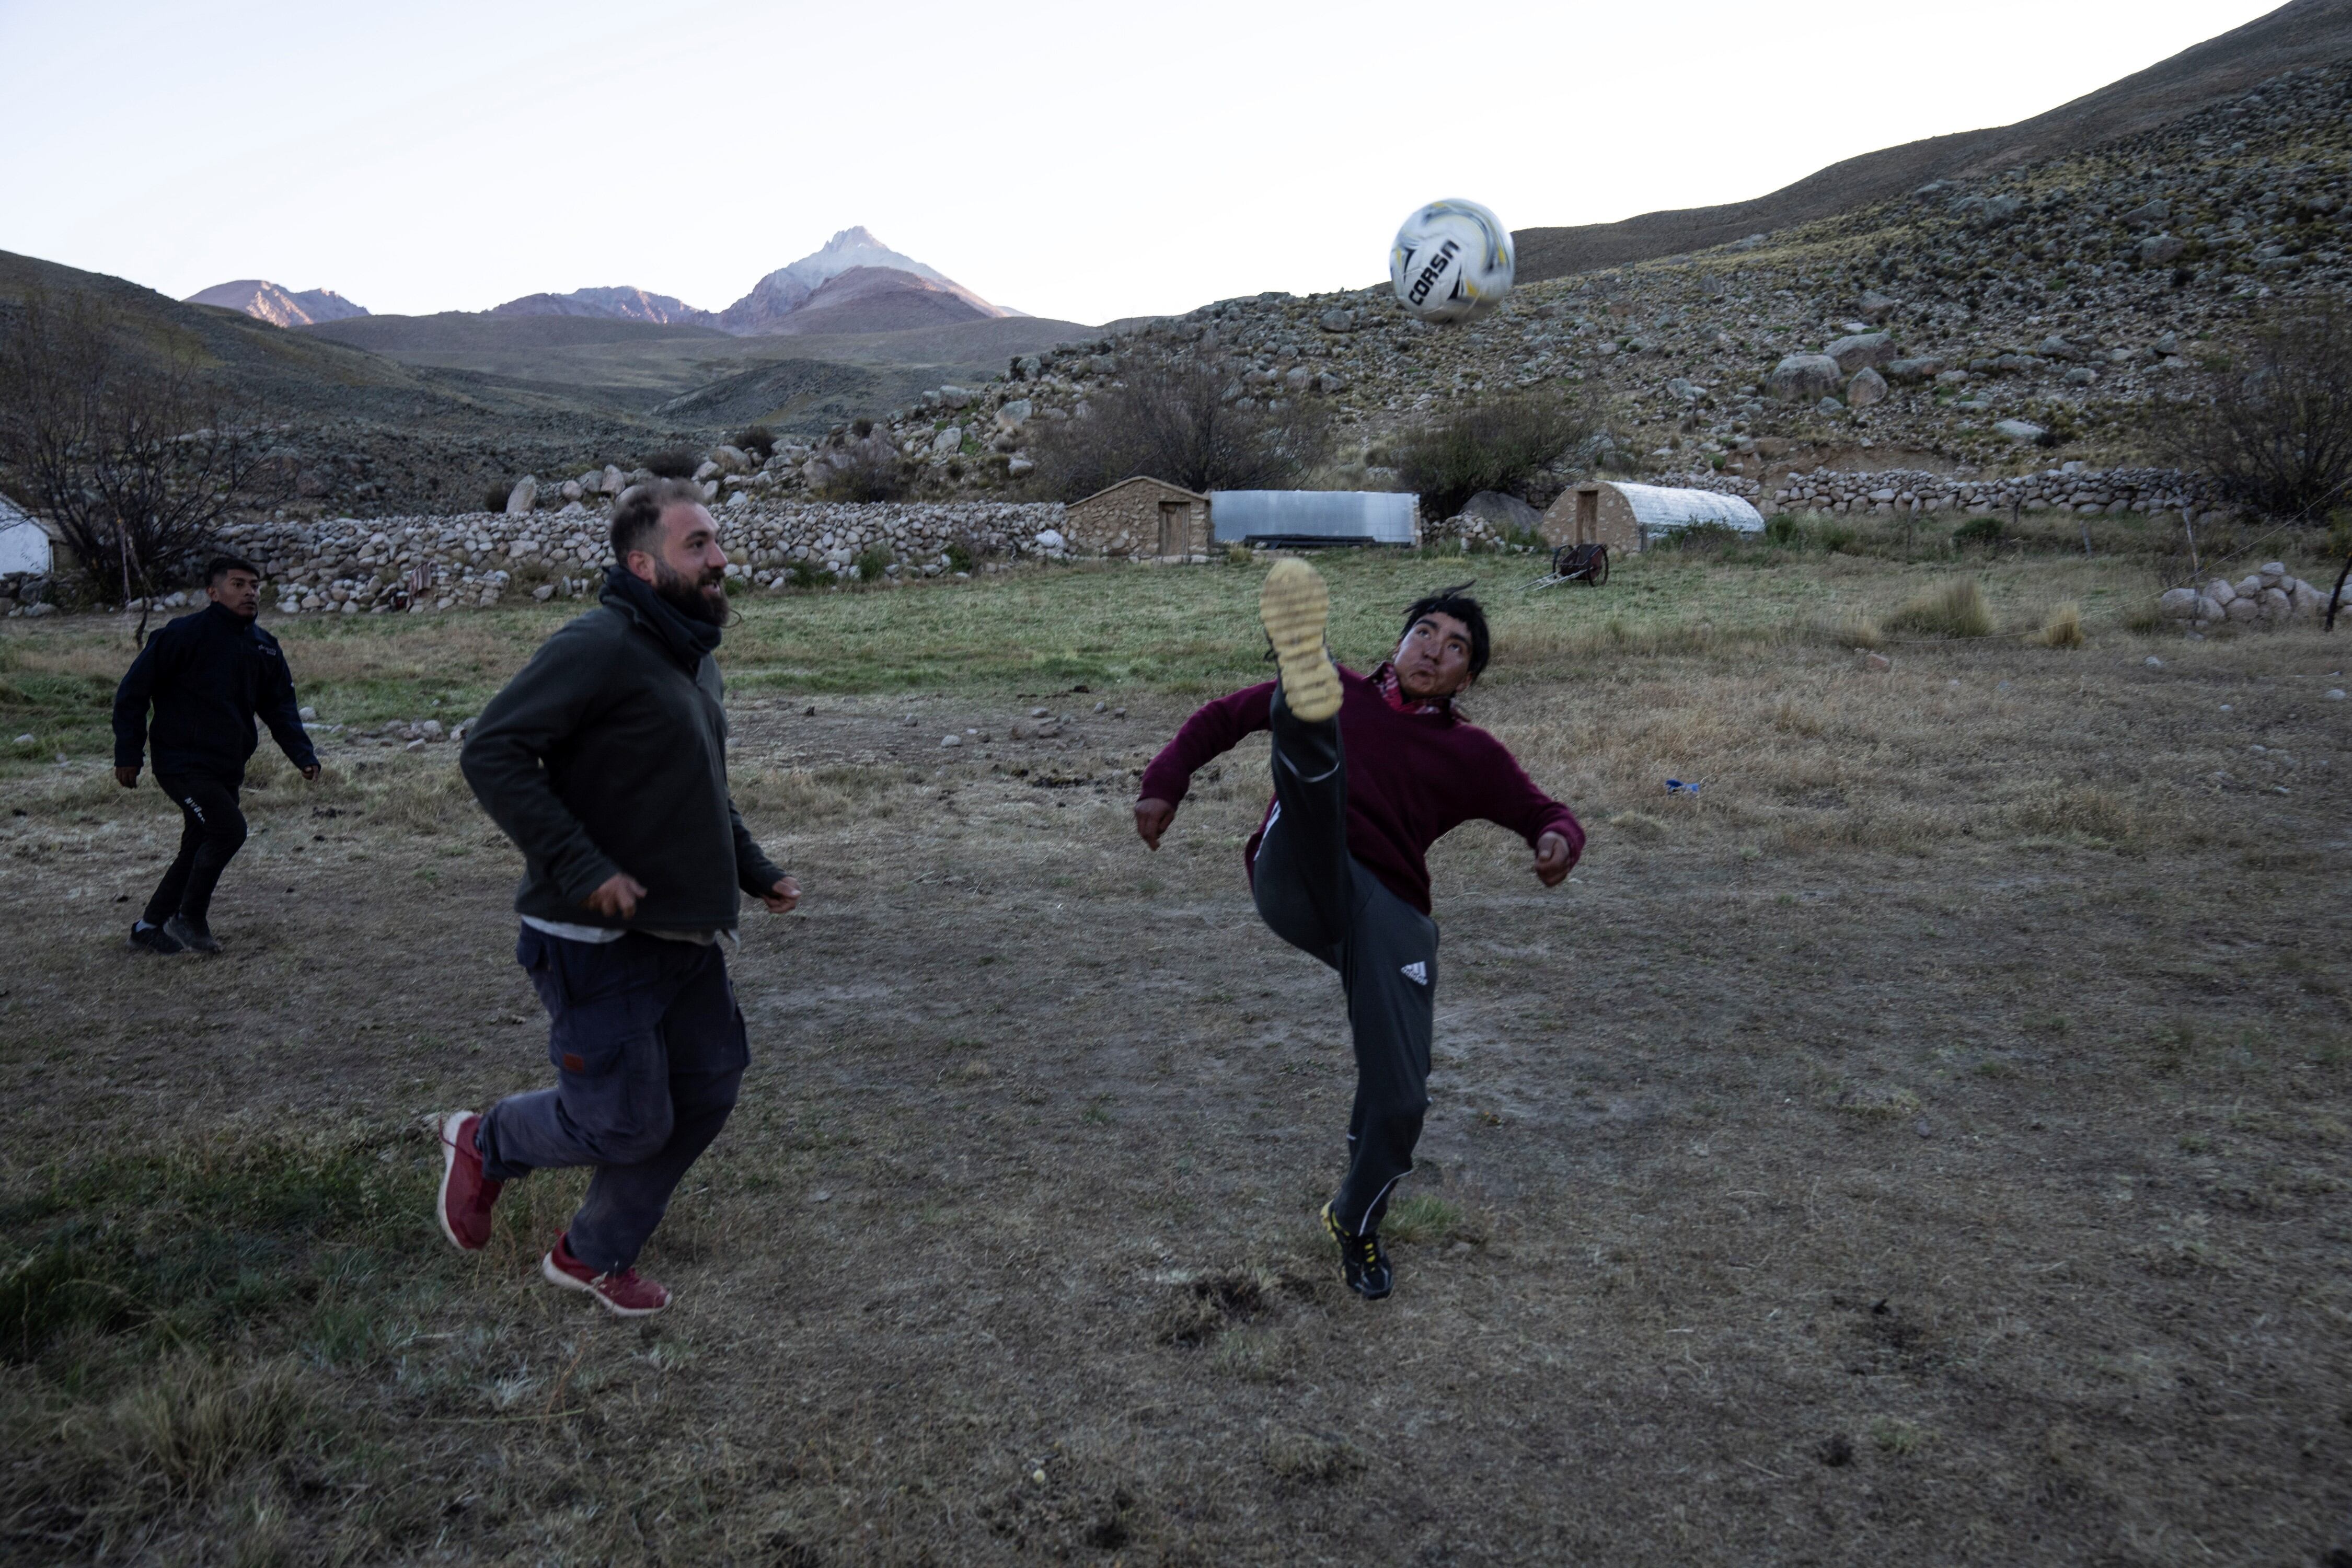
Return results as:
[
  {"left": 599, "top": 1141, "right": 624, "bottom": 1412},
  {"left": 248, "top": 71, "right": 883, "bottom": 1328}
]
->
[
  {"left": 165, "top": 922, "right": 220, "bottom": 954},
  {"left": 436, "top": 1111, "right": 483, "bottom": 1253},
  {"left": 126, "top": 934, "right": 185, "bottom": 955},
  {"left": 540, "top": 1250, "right": 669, "bottom": 1317},
  {"left": 1260, "top": 560, "right": 1342, "bottom": 723}
]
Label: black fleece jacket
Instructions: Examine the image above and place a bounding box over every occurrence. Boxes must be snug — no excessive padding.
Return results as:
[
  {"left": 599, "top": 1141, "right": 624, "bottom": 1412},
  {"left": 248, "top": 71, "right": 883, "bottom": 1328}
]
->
[
  {"left": 112, "top": 603, "right": 316, "bottom": 783},
  {"left": 458, "top": 569, "right": 786, "bottom": 933}
]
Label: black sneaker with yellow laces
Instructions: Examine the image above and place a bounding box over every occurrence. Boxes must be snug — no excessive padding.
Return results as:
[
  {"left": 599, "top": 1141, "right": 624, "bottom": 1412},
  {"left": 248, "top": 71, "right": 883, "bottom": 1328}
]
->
[{"left": 1321, "top": 1202, "right": 1393, "bottom": 1300}]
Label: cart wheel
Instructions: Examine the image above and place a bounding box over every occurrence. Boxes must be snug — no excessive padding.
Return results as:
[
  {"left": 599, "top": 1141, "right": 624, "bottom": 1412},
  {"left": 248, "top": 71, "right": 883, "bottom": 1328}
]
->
[{"left": 1584, "top": 545, "right": 1610, "bottom": 586}]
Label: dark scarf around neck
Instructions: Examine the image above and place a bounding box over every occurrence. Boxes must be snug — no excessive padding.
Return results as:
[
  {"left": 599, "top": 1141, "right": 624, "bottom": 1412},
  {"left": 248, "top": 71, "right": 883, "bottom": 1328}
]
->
[{"left": 602, "top": 566, "right": 723, "bottom": 671}]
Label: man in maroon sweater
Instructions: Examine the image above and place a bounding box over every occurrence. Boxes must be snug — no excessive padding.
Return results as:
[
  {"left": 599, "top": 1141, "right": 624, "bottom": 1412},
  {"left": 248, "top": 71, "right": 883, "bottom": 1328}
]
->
[{"left": 1136, "top": 561, "right": 1582, "bottom": 1299}]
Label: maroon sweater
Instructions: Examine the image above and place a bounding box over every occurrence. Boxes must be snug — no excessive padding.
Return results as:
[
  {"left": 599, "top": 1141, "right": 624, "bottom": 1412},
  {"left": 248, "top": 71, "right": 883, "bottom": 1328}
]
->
[{"left": 1139, "top": 666, "right": 1583, "bottom": 914}]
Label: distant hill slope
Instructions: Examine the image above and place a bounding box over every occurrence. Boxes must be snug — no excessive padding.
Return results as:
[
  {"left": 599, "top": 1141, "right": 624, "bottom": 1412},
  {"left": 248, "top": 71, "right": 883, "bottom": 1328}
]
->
[
  {"left": 183, "top": 279, "right": 370, "bottom": 327},
  {"left": 302, "top": 313, "right": 729, "bottom": 354},
  {"left": 757, "top": 266, "right": 996, "bottom": 337},
  {"left": 489, "top": 286, "right": 714, "bottom": 327},
  {"left": 1514, "top": 0, "right": 2352, "bottom": 281}
]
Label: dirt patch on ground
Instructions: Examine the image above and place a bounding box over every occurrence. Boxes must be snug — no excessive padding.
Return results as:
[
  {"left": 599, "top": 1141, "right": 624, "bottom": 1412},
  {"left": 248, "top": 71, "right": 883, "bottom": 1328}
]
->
[{"left": 2, "top": 619, "right": 2349, "bottom": 1563}]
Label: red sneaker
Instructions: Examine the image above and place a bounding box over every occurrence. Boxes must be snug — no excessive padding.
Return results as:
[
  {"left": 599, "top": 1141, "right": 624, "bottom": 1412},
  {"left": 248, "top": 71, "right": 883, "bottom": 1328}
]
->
[
  {"left": 435, "top": 1111, "right": 503, "bottom": 1252},
  {"left": 540, "top": 1233, "right": 671, "bottom": 1316}
]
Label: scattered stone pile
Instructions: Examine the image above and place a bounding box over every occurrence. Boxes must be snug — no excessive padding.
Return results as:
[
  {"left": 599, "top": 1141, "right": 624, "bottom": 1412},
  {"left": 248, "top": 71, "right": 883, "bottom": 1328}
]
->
[
  {"left": 1767, "top": 464, "right": 2226, "bottom": 517},
  {"left": 195, "top": 499, "right": 1067, "bottom": 616},
  {"left": 2159, "top": 561, "right": 2349, "bottom": 629}
]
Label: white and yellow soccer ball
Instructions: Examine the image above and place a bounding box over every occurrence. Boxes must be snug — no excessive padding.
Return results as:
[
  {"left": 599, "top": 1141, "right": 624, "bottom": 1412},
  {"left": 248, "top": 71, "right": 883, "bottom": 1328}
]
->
[{"left": 1389, "top": 199, "right": 1515, "bottom": 323}]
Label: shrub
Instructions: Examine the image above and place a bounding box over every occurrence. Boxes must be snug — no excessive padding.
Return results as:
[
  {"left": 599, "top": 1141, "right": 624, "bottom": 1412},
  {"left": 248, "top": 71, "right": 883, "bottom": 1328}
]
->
[
  {"left": 1952, "top": 514, "right": 2004, "bottom": 548},
  {"left": 943, "top": 539, "right": 975, "bottom": 574},
  {"left": 480, "top": 481, "right": 511, "bottom": 514},
  {"left": 1022, "top": 352, "right": 1329, "bottom": 501},
  {"left": 1886, "top": 580, "right": 1993, "bottom": 638},
  {"left": 1811, "top": 520, "right": 1857, "bottom": 554},
  {"left": 853, "top": 545, "right": 894, "bottom": 582},
  {"left": 732, "top": 424, "right": 776, "bottom": 460},
  {"left": 2151, "top": 297, "right": 2352, "bottom": 519},
  {"left": 2035, "top": 601, "right": 2086, "bottom": 648},
  {"left": 1763, "top": 513, "right": 1803, "bottom": 547},
  {"left": 1395, "top": 393, "right": 1599, "bottom": 521},
  {"left": 785, "top": 558, "right": 826, "bottom": 589},
  {"left": 1667, "top": 521, "right": 1744, "bottom": 555},
  {"left": 642, "top": 448, "right": 699, "bottom": 479}
]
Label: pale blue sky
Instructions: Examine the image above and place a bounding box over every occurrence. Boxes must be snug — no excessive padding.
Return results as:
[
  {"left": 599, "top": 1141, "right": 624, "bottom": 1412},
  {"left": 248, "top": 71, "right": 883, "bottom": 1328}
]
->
[{"left": 1, "top": 1, "right": 2282, "bottom": 326}]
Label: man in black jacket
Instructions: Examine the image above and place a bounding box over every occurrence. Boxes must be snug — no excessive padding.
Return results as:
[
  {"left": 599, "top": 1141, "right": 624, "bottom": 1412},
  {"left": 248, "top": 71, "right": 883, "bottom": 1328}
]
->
[
  {"left": 112, "top": 555, "right": 319, "bottom": 954},
  {"left": 440, "top": 479, "right": 799, "bottom": 1317}
]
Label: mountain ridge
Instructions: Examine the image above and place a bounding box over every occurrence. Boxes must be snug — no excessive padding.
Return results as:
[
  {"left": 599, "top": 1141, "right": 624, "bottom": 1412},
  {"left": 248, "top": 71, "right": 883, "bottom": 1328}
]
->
[{"left": 183, "top": 279, "right": 370, "bottom": 328}]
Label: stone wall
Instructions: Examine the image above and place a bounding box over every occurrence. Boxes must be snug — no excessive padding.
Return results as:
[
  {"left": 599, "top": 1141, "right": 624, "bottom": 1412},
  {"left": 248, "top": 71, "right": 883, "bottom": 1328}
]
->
[
  {"left": 1765, "top": 465, "right": 2227, "bottom": 519},
  {"left": 83, "top": 500, "right": 1075, "bottom": 617},
  {"left": 2159, "top": 562, "right": 2350, "bottom": 629}
]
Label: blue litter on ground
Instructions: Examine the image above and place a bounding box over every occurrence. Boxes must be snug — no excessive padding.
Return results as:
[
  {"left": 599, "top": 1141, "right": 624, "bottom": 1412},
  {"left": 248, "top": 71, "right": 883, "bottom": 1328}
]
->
[{"left": 1666, "top": 779, "right": 1700, "bottom": 794}]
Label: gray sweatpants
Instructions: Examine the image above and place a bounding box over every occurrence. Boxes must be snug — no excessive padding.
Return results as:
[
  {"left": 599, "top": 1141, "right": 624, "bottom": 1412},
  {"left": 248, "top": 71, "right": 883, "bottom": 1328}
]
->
[{"left": 1252, "top": 684, "right": 1439, "bottom": 1236}]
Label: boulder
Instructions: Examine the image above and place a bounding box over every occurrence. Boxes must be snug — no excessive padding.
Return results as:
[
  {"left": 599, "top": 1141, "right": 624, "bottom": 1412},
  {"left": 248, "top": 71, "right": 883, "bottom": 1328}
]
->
[
  {"left": 504, "top": 476, "right": 538, "bottom": 515},
  {"left": 1461, "top": 491, "right": 1541, "bottom": 534},
  {"left": 1993, "top": 419, "right": 2046, "bottom": 443},
  {"left": 1319, "top": 308, "right": 1358, "bottom": 332},
  {"left": 2037, "top": 335, "right": 2088, "bottom": 361},
  {"left": 2206, "top": 579, "right": 2235, "bottom": 605},
  {"left": 1766, "top": 353, "right": 1844, "bottom": 401},
  {"left": 1885, "top": 357, "right": 1945, "bottom": 384},
  {"left": 1666, "top": 376, "right": 1701, "bottom": 402},
  {"left": 1982, "top": 194, "right": 2024, "bottom": 220},
  {"left": 1816, "top": 396, "right": 1846, "bottom": 418},
  {"left": 601, "top": 464, "right": 625, "bottom": 494},
  {"left": 2226, "top": 594, "right": 2259, "bottom": 622},
  {"left": 931, "top": 426, "right": 964, "bottom": 455},
  {"left": 995, "top": 399, "right": 1033, "bottom": 433},
  {"left": 1846, "top": 366, "right": 1889, "bottom": 408},
  {"left": 1824, "top": 331, "right": 1895, "bottom": 375},
  {"left": 1857, "top": 291, "right": 1899, "bottom": 324},
  {"left": 2123, "top": 198, "right": 2172, "bottom": 225},
  {"left": 1033, "top": 528, "right": 1066, "bottom": 552},
  {"left": 713, "top": 445, "right": 751, "bottom": 474},
  {"left": 2138, "top": 234, "right": 2187, "bottom": 266},
  {"left": 693, "top": 459, "right": 721, "bottom": 482},
  {"left": 2259, "top": 560, "right": 2286, "bottom": 584},
  {"left": 2158, "top": 587, "right": 2201, "bottom": 619}
]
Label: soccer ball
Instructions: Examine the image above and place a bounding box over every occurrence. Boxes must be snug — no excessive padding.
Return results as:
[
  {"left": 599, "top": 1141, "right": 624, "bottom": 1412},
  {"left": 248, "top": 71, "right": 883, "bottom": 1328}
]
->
[{"left": 1389, "top": 199, "right": 1514, "bottom": 322}]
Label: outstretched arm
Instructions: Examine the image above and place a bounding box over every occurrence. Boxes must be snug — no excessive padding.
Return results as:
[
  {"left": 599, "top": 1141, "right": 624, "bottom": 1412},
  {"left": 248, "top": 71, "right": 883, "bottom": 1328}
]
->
[
  {"left": 111, "top": 625, "right": 171, "bottom": 784},
  {"left": 1472, "top": 737, "right": 1584, "bottom": 887},
  {"left": 257, "top": 639, "right": 320, "bottom": 779},
  {"left": 1134, "top": 681, "right": 1275, "bottom": 849}
]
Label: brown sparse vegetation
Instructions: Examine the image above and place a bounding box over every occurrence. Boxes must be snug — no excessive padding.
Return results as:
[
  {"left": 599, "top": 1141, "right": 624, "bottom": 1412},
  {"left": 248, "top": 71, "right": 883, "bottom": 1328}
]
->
[{"left": 1023, "top": 352, "right": 1328, "bottom": 502}]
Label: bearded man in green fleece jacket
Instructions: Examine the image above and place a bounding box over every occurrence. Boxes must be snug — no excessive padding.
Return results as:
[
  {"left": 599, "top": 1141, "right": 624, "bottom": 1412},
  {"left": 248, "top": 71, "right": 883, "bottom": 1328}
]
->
[{"left": 434, "top": 479, "right": 799, "bottom": 1317}]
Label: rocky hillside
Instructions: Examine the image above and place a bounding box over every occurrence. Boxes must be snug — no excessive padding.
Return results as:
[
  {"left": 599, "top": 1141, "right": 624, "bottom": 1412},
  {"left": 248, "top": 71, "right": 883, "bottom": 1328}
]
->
[
  {"left": 183, "top": 280, "right": 369, "bottom": 327},
  {"left": 1513, "top": 0, "right": 2352, "bottom": 281},
  {"left": 916, "top": 58, "right": 2352, "bottom": 507}
]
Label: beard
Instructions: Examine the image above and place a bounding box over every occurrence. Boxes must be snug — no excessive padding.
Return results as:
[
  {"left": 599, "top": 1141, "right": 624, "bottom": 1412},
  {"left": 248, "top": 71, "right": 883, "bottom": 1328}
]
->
[{"left": 652, "top": 557, "right": 729, "bottom": 625}]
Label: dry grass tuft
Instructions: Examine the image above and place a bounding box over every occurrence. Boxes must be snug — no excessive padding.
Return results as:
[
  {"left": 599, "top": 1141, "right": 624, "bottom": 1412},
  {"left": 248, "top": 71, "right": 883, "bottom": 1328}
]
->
[
  {"left": 2034, "top": 602, "right": 2087, "bottom": 649},
  {"left": 1263, "top": 1431, "right": 1365, "bottom": 1484},
  {"left": 1607, "top": 811, "right": 1668, "bottom": 842},
  {"left": 1380, "top": 1193, "right": 1466, "bottom": 1245},
  {"left": 1885, "top": 580, "right": 1994, "bottom": 639},
  {"left": 2011, "top": 785, "right": 2137, "bottom": 843},
  {"left": 71, "top": 1355, "right": 310, "bottom": 1498}
]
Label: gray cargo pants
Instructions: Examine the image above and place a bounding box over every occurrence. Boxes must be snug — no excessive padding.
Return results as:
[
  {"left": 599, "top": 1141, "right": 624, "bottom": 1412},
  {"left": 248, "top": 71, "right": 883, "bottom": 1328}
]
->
[{"left": 1251, "top": 684, "right": 1439, "bottom": 1236}]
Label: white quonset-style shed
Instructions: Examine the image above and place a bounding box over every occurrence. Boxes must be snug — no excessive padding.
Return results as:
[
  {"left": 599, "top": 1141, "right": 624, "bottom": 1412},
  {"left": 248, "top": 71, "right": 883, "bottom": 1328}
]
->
[
  {"left": 1541, "top": 481, "right": 1765, "bottom": 552},
  {"left": 0, "top": 495, "right": 52, "bottom": 576},
  {"left": 1209, "top": 491, "right": 1419, "bottom": 548}
]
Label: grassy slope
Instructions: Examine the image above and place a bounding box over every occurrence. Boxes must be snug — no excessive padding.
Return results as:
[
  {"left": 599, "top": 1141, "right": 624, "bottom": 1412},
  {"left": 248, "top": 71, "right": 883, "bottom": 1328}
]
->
[{"left": 0, "top": 526, "right": 2247, "bottom": 767}]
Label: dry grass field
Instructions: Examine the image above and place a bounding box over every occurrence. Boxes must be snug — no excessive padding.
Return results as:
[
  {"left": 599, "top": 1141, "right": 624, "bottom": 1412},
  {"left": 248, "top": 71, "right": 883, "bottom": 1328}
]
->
[{"left": 3, "top": 532, "right": 2349, "bottom": 1566}]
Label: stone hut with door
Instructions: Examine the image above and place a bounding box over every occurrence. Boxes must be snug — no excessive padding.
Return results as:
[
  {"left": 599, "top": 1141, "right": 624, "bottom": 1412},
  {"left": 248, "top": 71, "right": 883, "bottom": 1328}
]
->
[
  {"left": 1063, "top": 477, "right": 1212, "bottom": 561},
  {"left": 1541, "top": 481, "right": 1764, "bottom": 552}
]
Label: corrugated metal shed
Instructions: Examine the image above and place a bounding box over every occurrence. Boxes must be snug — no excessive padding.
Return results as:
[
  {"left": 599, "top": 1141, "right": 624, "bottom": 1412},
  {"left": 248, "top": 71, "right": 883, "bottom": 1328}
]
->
[
  {"left": 1209, "top": 490, "right": 1419, "bottom": 546},
  {"left": 0, "top": 495, "right": 50, "bottom": 576},
  {"left": 1612, "top": 483, "right": 1765, "bottom": 536}
]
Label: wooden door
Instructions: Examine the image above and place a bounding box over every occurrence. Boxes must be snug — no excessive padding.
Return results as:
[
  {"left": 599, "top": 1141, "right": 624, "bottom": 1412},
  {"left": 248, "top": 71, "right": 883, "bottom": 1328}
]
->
[
  {"left": 1158, "top": 502, "right": 1188, "bottom": 557},
  {"left": 1576, "top": 489, "right": 1599, "bottom": 546}
]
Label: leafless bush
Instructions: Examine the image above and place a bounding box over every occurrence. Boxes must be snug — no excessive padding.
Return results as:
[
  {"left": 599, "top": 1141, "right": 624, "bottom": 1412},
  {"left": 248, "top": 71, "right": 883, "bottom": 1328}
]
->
[
  {"left": 0, "top": 290, "right": 283, "bottom": 618},
  {"left": 2152, "top": 299, "right": 2352, "bottom": 520},
  {"left": 1394, "top": 392, "right": 1600, "bottom": 521},
  {"left": 1023, "top": 353, "right": 1328, "bottom": 501}
]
